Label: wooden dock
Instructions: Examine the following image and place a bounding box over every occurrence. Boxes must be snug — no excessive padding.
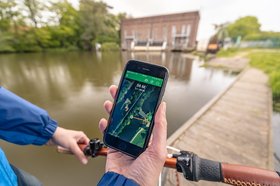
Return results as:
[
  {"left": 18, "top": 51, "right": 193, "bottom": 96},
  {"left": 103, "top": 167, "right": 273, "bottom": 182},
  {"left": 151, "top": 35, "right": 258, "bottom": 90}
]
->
[{"left": 162, "top": 67, "right": 273, "bottom": 186}]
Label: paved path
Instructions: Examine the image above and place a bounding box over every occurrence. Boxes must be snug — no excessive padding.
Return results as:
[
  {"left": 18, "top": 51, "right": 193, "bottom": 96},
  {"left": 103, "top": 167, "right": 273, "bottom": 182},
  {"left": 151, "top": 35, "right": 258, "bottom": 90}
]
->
[
  {"left": 206, "top": 54, "right": 249, "bottom": 72},
  {"left": 162, "top": 67, "right": 272, "bottom": 186}
]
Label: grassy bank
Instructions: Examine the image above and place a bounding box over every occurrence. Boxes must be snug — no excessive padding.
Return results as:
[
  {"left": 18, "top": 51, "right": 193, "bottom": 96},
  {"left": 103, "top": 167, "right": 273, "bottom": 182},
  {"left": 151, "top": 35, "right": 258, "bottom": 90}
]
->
[
  {"left": 216, "top": 48, "right": 280, "bottom": 111},
  {"left": 216, "top": 48, "right": 255, "bottom": 58},
  {"left": 248, "top": 50, "right": 280, "bottom": 111},
  {"left": 216, "top": 48, "right": 242, "bottom": 57}
]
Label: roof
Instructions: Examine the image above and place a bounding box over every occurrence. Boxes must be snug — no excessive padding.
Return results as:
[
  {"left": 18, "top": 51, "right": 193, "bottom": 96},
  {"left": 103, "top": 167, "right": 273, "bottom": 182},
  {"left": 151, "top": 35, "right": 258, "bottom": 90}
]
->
[{"left": 121, "top": 11, "right": 200, "bottom": 24}]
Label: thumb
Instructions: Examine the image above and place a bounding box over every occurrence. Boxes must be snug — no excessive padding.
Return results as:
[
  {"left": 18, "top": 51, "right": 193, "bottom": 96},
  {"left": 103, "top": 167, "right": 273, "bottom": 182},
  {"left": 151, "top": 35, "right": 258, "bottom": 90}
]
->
[
  {"left": 69, "top": 142, "right": 88, "bottom": 165},
  {"left": 150, "top": 102, "right": 167, "bottom": 152}
]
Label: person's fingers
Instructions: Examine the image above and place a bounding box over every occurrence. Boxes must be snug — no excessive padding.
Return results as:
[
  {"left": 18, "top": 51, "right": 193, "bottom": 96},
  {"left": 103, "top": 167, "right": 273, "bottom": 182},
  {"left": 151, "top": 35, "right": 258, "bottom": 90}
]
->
[
  {"left": 57, "top": 146, "right": 70, "bottom": 154},
  {"left": 99, "top": 118, "right": 108, "bottom": 133},
  {"left": 77, "top": 133, "right": 90, "bottom": 145},
  {"left": 109, "top": 85, "right": 118, "bottom": 99},
  {"left": 69, "top": 142, "right": 88, "bottom": 165},
  {"left": 104, "top": 100, "right": 113, "bottom": 114},
  {"left": 150, "top": 102, "right": 167, "bottom": 152}
]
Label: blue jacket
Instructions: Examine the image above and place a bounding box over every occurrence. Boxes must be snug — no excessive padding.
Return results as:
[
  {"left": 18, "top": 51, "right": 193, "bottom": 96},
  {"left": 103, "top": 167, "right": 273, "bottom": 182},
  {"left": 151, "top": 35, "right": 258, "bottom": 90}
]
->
[
  {"left": 0, "top": 87, "right": 58, "bottom": 186},
  {"left": 97, "top": 172, "right": 139, "bottom": 186},
  {"left": 0, "top": 87, "right": 138, "bottom": 186}
]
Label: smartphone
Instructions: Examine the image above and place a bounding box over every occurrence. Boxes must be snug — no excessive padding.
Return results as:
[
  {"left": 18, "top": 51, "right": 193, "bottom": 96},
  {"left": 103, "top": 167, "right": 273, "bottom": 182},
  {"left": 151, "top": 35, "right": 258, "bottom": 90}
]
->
[{"left": 104, "top": 60, "right": 169, "bottom": 157}]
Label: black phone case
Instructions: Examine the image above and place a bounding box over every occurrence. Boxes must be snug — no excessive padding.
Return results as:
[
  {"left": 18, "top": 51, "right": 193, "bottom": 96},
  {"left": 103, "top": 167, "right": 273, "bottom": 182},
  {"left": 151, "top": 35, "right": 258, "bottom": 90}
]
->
[{"left": 103, "top": 59, "right": 169, "bottom": 158}]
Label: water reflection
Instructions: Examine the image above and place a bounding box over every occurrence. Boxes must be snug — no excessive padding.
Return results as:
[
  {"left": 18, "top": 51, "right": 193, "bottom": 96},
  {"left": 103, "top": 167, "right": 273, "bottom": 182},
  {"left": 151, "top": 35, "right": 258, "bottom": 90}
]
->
[
  {"left": 0, "top": 51, "right": 236, "bottom": 185},
  {"left": 122, "top": 52, "right": 193, "bottom": 81},
  {"left": 0, "top": 52, "right": 123, "bottom": 107}
]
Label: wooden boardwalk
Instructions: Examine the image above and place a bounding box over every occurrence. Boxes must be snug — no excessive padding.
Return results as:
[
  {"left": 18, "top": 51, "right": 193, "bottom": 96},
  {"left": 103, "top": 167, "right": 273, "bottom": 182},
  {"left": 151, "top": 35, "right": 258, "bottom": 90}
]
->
[{"left": 162, "top": 68, "right": 273, "bottom": 186}]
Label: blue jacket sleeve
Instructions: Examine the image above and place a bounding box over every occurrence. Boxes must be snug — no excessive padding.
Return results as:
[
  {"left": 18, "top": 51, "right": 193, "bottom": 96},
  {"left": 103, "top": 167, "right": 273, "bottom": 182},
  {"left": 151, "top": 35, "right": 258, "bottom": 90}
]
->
[
  {"left": 97, "top": 172, "right": 139, "bottom": 186},
  {"left": 0, "top": 148, "right": 17, "bottom": 186},
  {"left": 0, "top": 87, "right": 57, "bottom": 145}
]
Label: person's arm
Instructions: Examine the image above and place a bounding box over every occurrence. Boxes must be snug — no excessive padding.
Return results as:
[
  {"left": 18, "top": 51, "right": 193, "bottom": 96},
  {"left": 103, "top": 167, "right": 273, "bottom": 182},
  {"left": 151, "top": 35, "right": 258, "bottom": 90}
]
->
[
  {"left": 0, "top": 86, "right": 57, "bottom": 145},
  {"left": 97, "top": 172, "right": 139, "bottom": 186},
  {"left": 0, "top": 87, "right": 89, "bottom": 164}
]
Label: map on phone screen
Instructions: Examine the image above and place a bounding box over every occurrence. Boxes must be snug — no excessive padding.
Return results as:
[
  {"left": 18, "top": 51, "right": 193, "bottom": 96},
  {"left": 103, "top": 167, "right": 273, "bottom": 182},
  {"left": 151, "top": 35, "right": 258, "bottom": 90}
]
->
[{"left": 108, "top": 70, "right": 163, "bottom": 147}]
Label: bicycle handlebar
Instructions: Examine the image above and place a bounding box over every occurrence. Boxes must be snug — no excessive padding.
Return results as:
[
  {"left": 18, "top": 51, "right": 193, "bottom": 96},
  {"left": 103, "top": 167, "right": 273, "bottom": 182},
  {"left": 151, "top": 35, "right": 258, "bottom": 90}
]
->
[{"left": 57, "top": 139, "right": 280, "bottom": 185}]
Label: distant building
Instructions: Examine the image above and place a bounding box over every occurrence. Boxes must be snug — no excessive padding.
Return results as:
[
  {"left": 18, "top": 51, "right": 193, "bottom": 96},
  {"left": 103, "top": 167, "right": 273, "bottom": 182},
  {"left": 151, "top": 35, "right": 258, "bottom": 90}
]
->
[{"left": 121, "top": 11, "right": 200, "bottom": 51}]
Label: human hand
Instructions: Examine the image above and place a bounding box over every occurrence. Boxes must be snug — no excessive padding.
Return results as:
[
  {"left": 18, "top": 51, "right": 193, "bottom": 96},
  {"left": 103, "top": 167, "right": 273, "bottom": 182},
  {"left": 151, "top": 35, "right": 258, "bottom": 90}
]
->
[
  {"left": 99, "top": 85, "right": 167, "bottom": 186},
  {"left": 47, "top": 127, "right": 90, "bottom": 164}
]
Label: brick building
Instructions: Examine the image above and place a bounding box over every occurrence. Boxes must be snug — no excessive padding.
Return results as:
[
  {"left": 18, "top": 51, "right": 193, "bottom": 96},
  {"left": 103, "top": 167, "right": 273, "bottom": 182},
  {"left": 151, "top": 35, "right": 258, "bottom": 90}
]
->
[{"left": 121, "top": 11, "right": 200, "bottom": 51}]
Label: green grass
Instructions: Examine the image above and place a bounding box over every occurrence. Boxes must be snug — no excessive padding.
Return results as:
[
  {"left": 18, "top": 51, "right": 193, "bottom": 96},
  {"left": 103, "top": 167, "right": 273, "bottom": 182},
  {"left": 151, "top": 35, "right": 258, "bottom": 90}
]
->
[
  {"left": 101, "top": 42, "right": 120, "bottom": 51},
  {"left": 216, "top": 48, "right": 280, "bottom": 111},
  {"left": 216, "top": 48, "right": 254, "bottom": 58},
  {"left": 216, "top": 48, "right": 241, "bottom": 57},
  {"left": 43, "top": 46, "right": 80, "bottom": 53},
  {"left": 248, "top": 50, "right": 280, "bottom": 109}
]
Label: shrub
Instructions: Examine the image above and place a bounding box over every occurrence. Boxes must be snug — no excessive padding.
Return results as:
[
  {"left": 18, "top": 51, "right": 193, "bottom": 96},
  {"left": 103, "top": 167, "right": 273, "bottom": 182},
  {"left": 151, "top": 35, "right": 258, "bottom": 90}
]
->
[
  {"left": 101, "top": 42, "right": 120, "bottom": 51},
  {"left": 249, "top": 51, "right": 280, "bottom": 102},
  {"left": 0, "top": 33, "right": 15, "bottom": 53},
  {"left": 216, "top": 48, "right": 240, "bottom": 57}
]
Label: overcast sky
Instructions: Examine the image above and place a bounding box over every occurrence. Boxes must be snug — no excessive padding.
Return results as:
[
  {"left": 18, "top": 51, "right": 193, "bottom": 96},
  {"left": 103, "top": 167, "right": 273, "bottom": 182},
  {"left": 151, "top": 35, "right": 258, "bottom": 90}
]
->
[{"left": 70, "top": 0, "right": 280, "bottom": 40}]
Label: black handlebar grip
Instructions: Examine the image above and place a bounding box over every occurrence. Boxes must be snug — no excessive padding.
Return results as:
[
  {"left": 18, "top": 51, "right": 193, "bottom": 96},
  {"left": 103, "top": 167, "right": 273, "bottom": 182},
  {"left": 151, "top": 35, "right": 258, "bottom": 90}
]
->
[
  {"left": 193, "top": 155, "right": 223, "bottom": 182},
  {"left": 176, "top": 151, "right": 223, "bottom": 182}
]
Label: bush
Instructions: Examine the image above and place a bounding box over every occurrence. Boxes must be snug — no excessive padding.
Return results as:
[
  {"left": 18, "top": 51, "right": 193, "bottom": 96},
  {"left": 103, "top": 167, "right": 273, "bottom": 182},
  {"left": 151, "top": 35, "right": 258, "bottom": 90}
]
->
[
  {"left": 101, "top": 42, "right": 120, "bottom": 51},
  {"left": 0, "top": 33, "right": 15, "bottom": 53},
  {"left": 216, "top": 48, "right": 240, "bottom": 57},
  {"left": 244, "top": 32, "right": 280, "bottom": 41},
  {"left": 244, "top": 32, "right": 280, "bottom": 48},
  {"left": 66, "top": 45, "right": 79, "bottom": 51},
  {"left": 12, "top": 31, "right": 43, "bottom": 52},
  {"left": 270, "top": 72, "right": 280, "bottom": 101},
  {"left": 0, "top": 45, "right": 15, "bottom": 53}
]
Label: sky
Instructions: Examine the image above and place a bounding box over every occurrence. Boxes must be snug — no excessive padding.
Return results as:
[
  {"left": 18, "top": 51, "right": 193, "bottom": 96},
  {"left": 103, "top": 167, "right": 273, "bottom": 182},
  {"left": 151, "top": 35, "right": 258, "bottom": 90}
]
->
[{"left": 69, "top": 0, "right": 280, "bottom": 40}]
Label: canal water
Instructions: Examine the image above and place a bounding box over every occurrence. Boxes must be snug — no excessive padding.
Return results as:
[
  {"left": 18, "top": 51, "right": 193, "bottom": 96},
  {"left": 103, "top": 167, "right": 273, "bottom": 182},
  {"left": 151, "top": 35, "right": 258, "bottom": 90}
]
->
[{"left": 0, "top": 51, "right": 236, "bottom": 185}]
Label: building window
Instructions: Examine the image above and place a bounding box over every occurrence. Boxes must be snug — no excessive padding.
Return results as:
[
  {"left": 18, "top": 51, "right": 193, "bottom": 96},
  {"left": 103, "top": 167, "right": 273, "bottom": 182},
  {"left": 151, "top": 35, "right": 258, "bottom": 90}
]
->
[
  {"left": 181, "top": 25, "right": 186, "bottom": 35},
  {"left": 163, "top": 26, "right": 168, "bottom": 41},
  {"left": 153, "top": 28, "right": 157, "bottom": 41},
  {"left": 172, "top": 25, "right": 176, "bottom": 37},
  {"left": 186, "top": 25, "right": 191, "bottom": 37}
]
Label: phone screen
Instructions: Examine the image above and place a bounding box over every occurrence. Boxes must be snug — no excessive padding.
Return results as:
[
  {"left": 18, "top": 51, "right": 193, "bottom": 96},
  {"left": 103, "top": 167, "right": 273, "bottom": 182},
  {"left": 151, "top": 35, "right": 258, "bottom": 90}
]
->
[{"left": 107, "top": 70, "right": 164, "bottom": 148}]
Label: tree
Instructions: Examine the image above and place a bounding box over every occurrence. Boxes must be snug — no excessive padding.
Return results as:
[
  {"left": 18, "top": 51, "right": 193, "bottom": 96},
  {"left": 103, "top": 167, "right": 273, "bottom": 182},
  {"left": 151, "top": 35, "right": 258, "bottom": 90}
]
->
[
  {"left": 227, "top": 16, "right": 261, "bottom": 41},
  {"left": 23, "top": 0, "right": 45, "bottom": 28},
  {"left": 0, "top": 0, "right": 20, "bottom": 32},
  {"left": 78, "top": 0, "right": 114, "bottom": 50},
  {"left": 0, "top": 0, "right": 13, "bottom": 31},
  {"left": 0, "top": 0, "right": 122, "bottom": 53},
  {"left": 209, "top": 23, "right": 229, "bottom": 48},
  {"left": 49, "top": 1, "right": 80, "bottom": 48},
  {"left": 0, "top": 0, "right": 23, "bottom": 52}
]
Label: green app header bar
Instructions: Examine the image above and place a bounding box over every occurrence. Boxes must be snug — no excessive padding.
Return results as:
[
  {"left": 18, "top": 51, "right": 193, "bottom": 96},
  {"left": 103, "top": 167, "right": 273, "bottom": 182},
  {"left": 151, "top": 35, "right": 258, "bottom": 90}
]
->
[{"left": 125, "top": 70, "right": 163, "bottom": 87}]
